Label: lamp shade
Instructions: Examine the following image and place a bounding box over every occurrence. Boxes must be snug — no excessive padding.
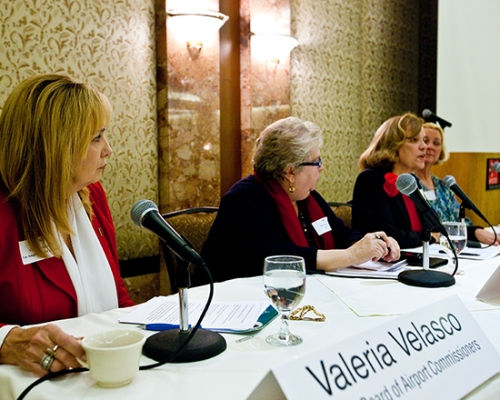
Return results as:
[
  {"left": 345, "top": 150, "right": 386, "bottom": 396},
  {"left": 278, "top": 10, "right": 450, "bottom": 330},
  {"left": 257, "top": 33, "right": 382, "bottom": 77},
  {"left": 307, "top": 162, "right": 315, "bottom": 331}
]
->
[
  {"left": 251, "top": 33, "right": 299, "bottom": 62},
  {"left": 167, "top": 9, "right": 229, "bottom": 48}
]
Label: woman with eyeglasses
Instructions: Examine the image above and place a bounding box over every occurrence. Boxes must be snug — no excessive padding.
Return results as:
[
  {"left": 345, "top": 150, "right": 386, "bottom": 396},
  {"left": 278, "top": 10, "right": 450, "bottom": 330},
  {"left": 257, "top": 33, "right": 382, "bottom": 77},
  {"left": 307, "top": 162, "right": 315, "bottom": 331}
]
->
[
  {"left": 197, "top": 117, "right": 400, "bottom": 284},
  {"left": 352, "top": 112, "right": 436, "bottom": 249}
]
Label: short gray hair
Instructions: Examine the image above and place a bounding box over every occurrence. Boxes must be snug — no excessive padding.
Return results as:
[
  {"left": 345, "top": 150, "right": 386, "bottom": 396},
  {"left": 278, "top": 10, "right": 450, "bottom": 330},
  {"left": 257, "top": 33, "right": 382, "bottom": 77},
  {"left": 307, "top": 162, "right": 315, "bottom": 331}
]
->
[{"left": 253, "top": 117, "right": 323, "bottom": 180}]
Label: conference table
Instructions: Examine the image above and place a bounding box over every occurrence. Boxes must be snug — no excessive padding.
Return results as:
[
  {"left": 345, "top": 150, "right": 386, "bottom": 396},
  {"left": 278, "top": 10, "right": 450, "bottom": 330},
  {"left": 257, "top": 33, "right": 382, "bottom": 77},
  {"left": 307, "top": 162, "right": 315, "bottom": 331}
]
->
[{"left": 2, "top": 256, "right": 500, "bottom": 400}]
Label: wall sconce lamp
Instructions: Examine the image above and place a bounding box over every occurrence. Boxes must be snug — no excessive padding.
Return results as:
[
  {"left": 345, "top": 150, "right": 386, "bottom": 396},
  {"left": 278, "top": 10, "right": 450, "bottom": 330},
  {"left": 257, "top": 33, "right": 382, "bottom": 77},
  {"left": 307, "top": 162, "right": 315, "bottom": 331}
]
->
[
  {"left": 251, "top": 33, "right": 299, "bottom": 63},
  {"left": 167, "top": 9, "right": 229, "bottom": 55}
]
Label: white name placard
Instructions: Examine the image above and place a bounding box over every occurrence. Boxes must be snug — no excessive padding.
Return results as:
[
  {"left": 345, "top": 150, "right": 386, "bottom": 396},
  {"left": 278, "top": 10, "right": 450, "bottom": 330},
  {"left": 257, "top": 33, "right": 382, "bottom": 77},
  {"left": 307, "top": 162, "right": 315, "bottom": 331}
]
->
[
  {"left": 477, "top": 263, "right": 500, "bottom": 301},
  {"left": 249, "top": 296, "right": 500, "bottom": 400}
]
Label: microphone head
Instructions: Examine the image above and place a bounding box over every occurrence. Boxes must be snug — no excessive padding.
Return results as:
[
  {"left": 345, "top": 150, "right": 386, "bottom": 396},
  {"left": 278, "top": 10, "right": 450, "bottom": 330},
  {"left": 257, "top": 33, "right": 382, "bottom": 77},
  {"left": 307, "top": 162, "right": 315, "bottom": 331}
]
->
[
  {"left": 130, "top": 199, "right": 158, "bottom": 227},
  {"left": 396, "top": 173, "right": 418, "bottom": 196},
  {"left": 422, "top": 109, "right": 432, "bottom": 118},
  {"left": 492, "top": 162, "right": 500, "bottom": 173},
  {"left": 443, "top": 175, "right": 456, "bottom": 188}
]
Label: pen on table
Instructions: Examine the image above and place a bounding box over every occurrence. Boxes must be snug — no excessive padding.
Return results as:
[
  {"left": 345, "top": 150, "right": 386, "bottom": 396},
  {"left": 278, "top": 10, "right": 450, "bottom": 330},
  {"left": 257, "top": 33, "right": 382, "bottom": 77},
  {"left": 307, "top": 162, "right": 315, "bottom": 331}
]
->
[
  {"left": 140, "top": 323, "right": 196, "bottom": 331},
  {"left": 438, "top": 250, "right": 480, "bottom": 257},
  {"left": 236, "top": 335, "right": 255, "bottom": 343}
]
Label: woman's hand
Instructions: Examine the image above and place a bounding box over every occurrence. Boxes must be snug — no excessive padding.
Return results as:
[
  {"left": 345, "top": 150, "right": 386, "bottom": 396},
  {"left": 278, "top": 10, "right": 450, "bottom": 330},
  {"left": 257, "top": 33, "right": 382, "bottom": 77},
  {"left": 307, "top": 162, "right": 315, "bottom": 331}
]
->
[
  {"left": 316, "top": 232, "right": 401, "bottom": 272},
  {"left": 379, "top": 234, "right": 401, "bottom": 262},
  {"left": 0, "top": 324, "right": 86, "bottom": 376},
  {"left": 475, "top": 228, "right": 500, "bottom": 246},
  {"left": 346, "top": 232, "right": 395, "bottom": 265}
]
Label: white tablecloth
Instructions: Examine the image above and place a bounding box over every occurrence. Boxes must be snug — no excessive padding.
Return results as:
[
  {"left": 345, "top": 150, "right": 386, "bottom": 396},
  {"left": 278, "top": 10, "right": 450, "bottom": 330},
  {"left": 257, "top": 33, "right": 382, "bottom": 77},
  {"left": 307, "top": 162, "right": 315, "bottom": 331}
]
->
[
  {"left": 317, "top": 257, "right": 500, "bottom": 316},
  {"left": 2, "top": 259, "right": 500, "bottom": 400}
]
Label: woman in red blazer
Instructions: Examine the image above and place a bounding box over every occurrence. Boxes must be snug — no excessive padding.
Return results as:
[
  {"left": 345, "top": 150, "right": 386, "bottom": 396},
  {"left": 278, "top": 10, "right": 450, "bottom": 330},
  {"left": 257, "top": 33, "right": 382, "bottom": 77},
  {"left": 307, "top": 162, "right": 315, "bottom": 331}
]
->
[{"left": 0, "top": 75, "right": 133, "bottom": 376}]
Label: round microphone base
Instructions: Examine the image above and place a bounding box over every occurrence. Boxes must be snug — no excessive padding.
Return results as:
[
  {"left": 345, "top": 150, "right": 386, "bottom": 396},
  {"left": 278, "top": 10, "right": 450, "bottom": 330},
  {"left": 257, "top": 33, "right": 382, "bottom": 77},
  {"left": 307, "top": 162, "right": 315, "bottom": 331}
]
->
[
  {"left": 142, "top": 328, "right": 227, "bottom": 363},
  {"left": 398, "top": 269, "right": 455, "bottom": 288}
]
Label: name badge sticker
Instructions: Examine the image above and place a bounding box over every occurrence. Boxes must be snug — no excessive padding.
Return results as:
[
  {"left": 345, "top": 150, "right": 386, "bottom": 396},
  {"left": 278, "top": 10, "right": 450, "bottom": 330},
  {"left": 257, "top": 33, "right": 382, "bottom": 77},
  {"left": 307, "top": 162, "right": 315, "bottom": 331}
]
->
[
  {"left": 312, "top": 217, "right": 332, "bottom": 236},
  {"left": 19, "top": 240, "right": 52, "bottom": 265},
  {"left": 421, "top": 189, "right": 436, "bottom": 201}
]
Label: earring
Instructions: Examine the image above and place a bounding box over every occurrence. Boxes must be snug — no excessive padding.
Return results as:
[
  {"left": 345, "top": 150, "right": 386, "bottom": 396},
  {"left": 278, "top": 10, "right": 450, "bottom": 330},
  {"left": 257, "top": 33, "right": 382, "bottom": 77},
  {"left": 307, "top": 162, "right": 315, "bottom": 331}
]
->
[{"left": 288, "top": 183, "right": 295, "bottom": 193}]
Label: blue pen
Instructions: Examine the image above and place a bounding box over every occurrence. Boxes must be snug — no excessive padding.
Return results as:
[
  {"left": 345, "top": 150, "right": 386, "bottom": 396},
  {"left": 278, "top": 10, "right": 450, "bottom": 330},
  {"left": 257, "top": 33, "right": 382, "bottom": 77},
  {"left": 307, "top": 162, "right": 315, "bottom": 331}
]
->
[{"left": 141, "top": 323, "right": 195, "bottom": 331}]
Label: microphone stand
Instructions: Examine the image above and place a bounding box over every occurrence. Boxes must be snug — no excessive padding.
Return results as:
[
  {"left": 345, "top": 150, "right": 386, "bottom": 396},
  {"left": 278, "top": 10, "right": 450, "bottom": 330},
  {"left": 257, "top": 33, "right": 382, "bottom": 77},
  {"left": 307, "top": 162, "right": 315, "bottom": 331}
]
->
[
  {"left": 176, "top": 260, "right": 191, "bottom": 332},
  {"left": 459, "top": 203, "right": 466, "bottom": 222},
  {"left": 422, "top": 236, "right": 430, "bottom": 270},
  {"left": 142, "top": 256, "right": 227, "bottom": 363},
  {"left": 398, "top": 227, "right": 455, "bottom": 287}
]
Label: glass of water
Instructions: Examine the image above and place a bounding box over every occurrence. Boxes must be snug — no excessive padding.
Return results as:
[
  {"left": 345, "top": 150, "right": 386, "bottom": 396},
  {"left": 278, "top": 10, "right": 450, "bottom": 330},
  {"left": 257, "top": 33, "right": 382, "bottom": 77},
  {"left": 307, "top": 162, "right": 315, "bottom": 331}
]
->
[
  {"left": 440, "top": 221, "right": 467, "bottom": 258},
  {"left": 263, "top": 255, "right": 306, "bottom": 346}
]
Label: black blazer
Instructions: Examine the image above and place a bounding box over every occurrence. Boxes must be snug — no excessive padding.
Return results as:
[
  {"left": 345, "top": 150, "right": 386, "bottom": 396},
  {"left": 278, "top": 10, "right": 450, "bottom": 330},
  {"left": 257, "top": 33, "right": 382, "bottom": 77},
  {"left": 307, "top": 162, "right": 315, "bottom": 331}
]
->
[
  {"left": 197, "top": 175, "right": 362, "bottom": 284},
  {"left": 351, "top": 169, "right": 429, "bottom": 249}
]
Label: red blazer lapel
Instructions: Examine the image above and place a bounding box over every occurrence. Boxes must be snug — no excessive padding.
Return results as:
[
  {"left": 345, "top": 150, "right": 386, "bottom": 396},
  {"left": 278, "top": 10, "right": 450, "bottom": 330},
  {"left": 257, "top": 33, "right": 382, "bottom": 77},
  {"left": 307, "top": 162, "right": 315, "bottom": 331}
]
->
[{"left": 34, "top": 256, "right": 77, "bottom": 303}]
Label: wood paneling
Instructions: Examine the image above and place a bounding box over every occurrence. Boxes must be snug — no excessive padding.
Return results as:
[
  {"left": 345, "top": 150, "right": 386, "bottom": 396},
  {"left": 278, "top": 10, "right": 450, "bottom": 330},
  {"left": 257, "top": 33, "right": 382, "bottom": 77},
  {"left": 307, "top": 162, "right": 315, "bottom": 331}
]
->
[
  {"left": 432, "top": 153, "right": 500, "bottom": 226},
  {"left": 220, "top": 0, "right": 242, "bottom": 196}
]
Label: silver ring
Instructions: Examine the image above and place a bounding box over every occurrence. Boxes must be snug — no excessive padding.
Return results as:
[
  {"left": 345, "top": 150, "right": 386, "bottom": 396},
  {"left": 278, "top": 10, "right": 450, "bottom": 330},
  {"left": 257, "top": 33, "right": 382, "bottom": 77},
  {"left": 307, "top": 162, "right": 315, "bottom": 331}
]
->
[
  {"left": 40, "top": 353, "right": 55, "bottom": 371},
  {"left": 46, "top": 344, "right": 59, "bottom": 357},
  {"left": 375, "top": 233, "right": 382, "bottom": 240}
]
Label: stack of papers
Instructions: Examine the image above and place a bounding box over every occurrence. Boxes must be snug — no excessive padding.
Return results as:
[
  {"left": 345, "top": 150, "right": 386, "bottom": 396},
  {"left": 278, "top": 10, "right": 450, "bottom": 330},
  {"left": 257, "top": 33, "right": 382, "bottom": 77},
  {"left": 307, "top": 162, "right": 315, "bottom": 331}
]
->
[
  {"left": 326, "top": 259, "right": 409, "bottom": 279},
  {"left": 119, "top": 297, "right": 278, "bottom": 333}
]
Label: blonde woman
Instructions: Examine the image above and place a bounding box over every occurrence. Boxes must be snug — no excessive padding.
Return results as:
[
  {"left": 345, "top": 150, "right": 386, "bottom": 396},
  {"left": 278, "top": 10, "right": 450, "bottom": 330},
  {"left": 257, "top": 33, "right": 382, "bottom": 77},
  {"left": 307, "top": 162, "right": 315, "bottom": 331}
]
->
[
  {"left": 415, "top": 122, "right": 498, "bottom": 245},
  {"left": 0, "top": 75, "right": 133, "bottom": 376}
]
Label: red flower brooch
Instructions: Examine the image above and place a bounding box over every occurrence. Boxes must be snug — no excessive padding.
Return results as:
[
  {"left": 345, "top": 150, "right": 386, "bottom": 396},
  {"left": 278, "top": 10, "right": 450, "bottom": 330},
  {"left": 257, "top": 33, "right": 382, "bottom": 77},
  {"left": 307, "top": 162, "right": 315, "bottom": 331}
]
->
[{"left": 383, "top": 173, "right": 399, "bottom": 197}]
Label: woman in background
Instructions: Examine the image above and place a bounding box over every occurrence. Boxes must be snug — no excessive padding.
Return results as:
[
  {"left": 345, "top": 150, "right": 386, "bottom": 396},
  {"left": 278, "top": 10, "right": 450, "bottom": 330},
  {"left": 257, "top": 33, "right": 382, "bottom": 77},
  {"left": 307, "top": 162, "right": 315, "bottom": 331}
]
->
[
  {"left": 414, "top": 122, "right": 498, "bottom": 245},
  {"left": 0, "top": 74, "right": 134, "bottom": 376},
  {"left": 199, "top": 117, "right": 400, "bottom": 284},
  {"left": 351, "top": 112, "right": 435, "bottom": 249}
]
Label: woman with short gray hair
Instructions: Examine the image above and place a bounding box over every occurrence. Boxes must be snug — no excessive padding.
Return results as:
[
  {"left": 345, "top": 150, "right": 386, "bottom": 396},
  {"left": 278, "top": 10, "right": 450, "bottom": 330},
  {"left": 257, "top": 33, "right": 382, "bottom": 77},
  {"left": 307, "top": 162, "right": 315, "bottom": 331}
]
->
[{"left": 198, "top": 117, "right": 400, "bottom": 284}]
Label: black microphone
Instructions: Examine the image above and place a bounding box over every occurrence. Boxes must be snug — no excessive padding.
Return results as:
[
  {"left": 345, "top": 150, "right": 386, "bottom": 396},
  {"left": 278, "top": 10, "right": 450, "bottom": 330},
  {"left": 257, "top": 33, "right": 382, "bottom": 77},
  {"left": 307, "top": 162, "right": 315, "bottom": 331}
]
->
[
  {"left": 492, "top": 162, "right": 500, "bottom": 173},
  {"left": 396, "top": 173, "right": 447, "bottom": 236},
  {"left": 443, "top": 175, "right": 489, "bottom": 223},
  {"left": 396, "top": 174, "right": 455, "bottom": 288},
  {"left": 131, "top": 200, "right": 203, "bottom": 265},
  {"left": 422, "top": 109, "right": 452, "bottom": 129}
]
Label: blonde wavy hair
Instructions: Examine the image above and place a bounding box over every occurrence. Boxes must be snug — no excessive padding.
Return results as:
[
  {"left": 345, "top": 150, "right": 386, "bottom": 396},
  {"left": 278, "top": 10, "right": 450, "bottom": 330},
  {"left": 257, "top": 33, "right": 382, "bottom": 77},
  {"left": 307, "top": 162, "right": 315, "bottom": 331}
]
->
[
  {"left": 253, "top": 117, "right": 323, "bottom": 181},
  {"left": 0, "top": 74, "right": 112, "bottom": 258},
  {"left": 358, "top": 112, "right": 424, "bottom": 171}
]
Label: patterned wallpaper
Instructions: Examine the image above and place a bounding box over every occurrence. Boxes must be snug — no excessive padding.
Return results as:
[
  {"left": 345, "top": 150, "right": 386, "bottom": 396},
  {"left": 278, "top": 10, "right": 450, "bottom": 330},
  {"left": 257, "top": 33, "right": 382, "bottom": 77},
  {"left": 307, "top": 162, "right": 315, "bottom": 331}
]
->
[
  {"left": 0, "top": 0, "right": 422, "bottom": 262},
  {"left": 0, "top": 0, "right": 158, "bottom": 260},
  {"left": 291, "top": 0, "right": 419, "bottom": 203}
]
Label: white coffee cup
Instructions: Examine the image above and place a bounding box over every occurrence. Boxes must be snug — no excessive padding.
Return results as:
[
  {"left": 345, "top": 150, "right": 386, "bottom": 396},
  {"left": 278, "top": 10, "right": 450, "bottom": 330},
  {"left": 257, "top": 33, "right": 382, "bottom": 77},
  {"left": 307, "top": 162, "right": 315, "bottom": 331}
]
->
[{"left": 78, "top": 329, "right": 146, "bottom": 388}]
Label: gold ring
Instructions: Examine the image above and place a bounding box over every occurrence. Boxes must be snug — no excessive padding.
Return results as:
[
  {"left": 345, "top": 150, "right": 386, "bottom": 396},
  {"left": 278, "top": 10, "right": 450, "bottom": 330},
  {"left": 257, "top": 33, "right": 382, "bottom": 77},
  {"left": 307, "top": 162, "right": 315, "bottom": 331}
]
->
[
  {"left": 46, "top": 344, "right": 59, "bottom": 357},
  {"left": 40, "top": 353, "right": 55, "bottom": 371}
]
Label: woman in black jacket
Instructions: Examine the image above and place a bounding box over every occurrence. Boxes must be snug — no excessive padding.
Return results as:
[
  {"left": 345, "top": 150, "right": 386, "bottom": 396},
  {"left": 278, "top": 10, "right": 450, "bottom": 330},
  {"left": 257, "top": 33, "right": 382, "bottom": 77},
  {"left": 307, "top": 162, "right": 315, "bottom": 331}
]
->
[
  {"left": 352, "top": 112, "right": 436, "bottom": 249},
  {"left": 199, "top": 117, "right": 400, "bottom": 283}
]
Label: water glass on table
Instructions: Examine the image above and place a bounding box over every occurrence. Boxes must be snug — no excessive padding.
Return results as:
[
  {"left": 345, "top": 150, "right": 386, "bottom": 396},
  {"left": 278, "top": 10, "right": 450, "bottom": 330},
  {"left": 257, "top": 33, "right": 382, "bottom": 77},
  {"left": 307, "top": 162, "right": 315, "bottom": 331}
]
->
[
  {"left": 440, "top": 221, "right": 467, "bottom": 275},
  {"left": 263, "top": 255, "right": 306, "bottom": 346}
]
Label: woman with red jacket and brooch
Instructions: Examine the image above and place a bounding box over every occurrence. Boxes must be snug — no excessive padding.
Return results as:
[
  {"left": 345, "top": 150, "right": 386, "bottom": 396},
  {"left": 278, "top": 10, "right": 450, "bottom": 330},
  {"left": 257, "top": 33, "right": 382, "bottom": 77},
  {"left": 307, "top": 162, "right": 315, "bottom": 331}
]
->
[
  {"left": 352, "top": 112, "right": 440, "bottom": 249},
  {"left": 0, "top": 75, "right": 134, "bottom": 376}
]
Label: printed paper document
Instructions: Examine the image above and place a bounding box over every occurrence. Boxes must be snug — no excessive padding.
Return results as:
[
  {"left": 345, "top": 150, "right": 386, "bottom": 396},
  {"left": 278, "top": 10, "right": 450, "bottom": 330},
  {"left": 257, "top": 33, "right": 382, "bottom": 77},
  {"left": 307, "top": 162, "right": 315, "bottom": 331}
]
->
[{"left": 119, "top": 296, "right": 272, "bottom": 332}]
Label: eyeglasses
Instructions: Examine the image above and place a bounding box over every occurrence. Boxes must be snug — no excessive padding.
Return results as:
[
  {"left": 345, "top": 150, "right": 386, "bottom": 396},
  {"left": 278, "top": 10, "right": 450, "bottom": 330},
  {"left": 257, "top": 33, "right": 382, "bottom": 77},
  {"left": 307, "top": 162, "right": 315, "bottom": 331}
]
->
[{"left": 298, "top": 157, "right": 322, "bottom": 168}]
